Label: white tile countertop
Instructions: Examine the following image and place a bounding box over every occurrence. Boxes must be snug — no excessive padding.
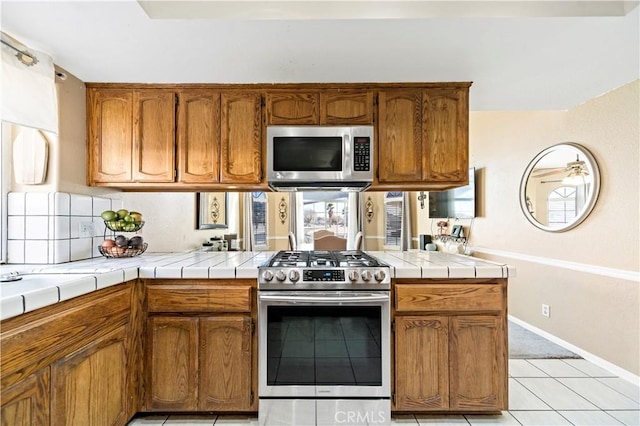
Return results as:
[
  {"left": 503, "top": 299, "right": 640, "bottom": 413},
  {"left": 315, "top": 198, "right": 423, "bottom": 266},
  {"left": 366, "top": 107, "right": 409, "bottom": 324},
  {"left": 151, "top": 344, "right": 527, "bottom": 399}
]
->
[{"left": 0, "top": 251, "right": 514, "bottom": 321}]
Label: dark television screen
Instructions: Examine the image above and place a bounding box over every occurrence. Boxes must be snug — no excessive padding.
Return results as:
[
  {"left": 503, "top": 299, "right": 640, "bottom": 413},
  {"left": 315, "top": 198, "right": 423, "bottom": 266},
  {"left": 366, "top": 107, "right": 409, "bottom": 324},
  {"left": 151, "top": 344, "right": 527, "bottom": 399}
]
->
[{"left": 428, "top": 168, "right": 476, "bottom": 219}]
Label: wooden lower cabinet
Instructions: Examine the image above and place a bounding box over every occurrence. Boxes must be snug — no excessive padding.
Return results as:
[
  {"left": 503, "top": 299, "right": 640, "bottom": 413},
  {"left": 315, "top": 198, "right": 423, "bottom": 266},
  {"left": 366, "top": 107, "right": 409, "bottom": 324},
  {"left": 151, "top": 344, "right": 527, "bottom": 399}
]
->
[
  {"left": 395, "top": 316, "right": 449, "bottom": 410},
  {"left": 394, "top": 280, "right": 508, "bottom": 413},
  {"left": 147, "top": 315, "right": 253, "bottom": 412},
  {"left": 449, "top": 316, "right": 506, "bottom": 410},
  {"left": 51, "top": 327, "right": 129, "bottom": 426},
  {"left": 0, "top": 367, "right": 50, "bottom": 426}
]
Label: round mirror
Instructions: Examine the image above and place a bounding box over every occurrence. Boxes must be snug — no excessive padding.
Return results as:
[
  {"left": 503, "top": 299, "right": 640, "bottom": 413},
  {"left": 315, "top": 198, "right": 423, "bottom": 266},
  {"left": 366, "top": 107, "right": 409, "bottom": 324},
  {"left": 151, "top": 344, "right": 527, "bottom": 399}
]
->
[{"left": 520, "top": 143, "right": 601, "bottom": 232}]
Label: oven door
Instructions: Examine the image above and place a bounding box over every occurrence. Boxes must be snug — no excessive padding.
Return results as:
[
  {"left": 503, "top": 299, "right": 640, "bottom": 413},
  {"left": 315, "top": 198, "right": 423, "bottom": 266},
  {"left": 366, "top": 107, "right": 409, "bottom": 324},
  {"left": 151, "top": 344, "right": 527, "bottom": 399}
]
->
[{"left": 258, "top": 291, "right": 390, "bottom": 399}]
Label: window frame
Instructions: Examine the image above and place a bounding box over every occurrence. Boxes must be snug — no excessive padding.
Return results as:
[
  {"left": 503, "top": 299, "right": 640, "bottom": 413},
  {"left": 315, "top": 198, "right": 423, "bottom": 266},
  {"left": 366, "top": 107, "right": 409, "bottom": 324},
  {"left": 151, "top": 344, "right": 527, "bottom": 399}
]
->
[
  {"left": 383, "top": 192, "right": 403, "bottom": 250},
  {"left": 252, "top": 192, "right": 268, "bottom": 250}
]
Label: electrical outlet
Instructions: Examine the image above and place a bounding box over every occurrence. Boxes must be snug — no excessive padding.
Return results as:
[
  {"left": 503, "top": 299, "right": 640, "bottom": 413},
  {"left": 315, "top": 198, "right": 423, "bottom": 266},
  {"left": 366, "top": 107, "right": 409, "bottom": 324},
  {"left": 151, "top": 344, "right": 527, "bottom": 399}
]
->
[
  {"left": 541, "top": 304, "right": 550, "bottom": 318},
  {"left": 79, "top": 222, "right": 94, "bottom": 238}
]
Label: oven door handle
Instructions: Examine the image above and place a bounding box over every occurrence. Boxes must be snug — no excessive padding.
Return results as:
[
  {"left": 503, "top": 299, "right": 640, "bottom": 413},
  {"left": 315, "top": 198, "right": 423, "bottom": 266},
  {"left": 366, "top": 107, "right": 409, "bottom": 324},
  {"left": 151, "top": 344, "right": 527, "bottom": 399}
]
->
[{"left": 258, "top": 294, "right": 389, "bottom": 304}]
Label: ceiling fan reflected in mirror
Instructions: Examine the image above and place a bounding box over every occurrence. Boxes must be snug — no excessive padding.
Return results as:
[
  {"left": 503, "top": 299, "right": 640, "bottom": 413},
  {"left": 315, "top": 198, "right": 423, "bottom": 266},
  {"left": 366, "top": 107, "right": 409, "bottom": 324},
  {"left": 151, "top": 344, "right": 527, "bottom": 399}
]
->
[{"left": 530, "top": 154, "right": 590, "bottom": 183}]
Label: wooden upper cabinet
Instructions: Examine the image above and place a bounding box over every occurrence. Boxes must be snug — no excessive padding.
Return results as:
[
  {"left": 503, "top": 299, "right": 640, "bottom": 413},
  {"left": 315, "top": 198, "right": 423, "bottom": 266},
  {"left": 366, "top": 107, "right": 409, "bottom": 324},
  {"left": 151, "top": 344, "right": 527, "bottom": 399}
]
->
[
  {"left": 266, "top": 92, "right": 319, "bottom": 125},
  {"left": 89, "top": 89, "right": 133, "bottom": 183},
  {"left": 320, "top": 91, "right": 374, "bottom": 125},
  {"left": 378, "top": 90, "right": 423, "bottom": 182},
  {"left": 132, "top": 90, "right": 176, "bottom": 182},
  {"left": 423, "top": 87, "right": 469, "bottom": 183},
  {"left": 177, "top": 91, "right": 221, "bottom": 183},
  {"left": 220, "top": 92, "right": 263, "bottom": 184},
  {"left": 377, "top": 86, "right": 469, "bottom": 185}
]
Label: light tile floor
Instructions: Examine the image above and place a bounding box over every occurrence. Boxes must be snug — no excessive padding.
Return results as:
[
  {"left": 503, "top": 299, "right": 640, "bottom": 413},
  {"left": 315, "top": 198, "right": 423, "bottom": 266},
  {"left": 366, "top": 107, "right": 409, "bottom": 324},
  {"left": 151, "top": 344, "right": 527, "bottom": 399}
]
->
[{"left": 127, "top": 359, "right": 640, "bottom": 426}]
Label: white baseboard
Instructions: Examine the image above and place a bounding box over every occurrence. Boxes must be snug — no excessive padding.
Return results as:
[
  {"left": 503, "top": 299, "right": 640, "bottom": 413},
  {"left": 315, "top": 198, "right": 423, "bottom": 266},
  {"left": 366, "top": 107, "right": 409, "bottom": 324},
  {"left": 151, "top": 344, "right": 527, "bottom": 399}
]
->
[{"left": 509, "top": 315, "right": 640, "bottom": 386}]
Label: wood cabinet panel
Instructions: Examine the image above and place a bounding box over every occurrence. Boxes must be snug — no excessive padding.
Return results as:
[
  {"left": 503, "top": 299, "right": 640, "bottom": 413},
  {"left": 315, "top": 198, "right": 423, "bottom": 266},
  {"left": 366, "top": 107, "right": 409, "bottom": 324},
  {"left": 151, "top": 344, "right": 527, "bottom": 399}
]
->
[
  {"left": 449, "top": 316, "right": 506, "bottom": 411},
  {"left": 266, "top": 92, "right": 319, "bottom": 125},
  {"left": 395, "top": 284, "right": 503, "bottom": 313},
  {"left": 132, "top": 90, "right": 176, "bottom": 182},
  {"left": 177, "top": 91, "right": 221, "bottom": 183},
  {"left": 51, "top": 327, "right": 128, "bottom": 426},
  {"left": 423, "top": 88, "right": 469, "bottom": 183},
  {"left": 147, "top": 317, "right": 198, "bottom": 410},
  {"left": 220, "top": 92, "right": 263, "bottom": 184},
  {"left": 199, "top": 316, "right": 252, "bottom": 410},
  {"left": 320, "top": 91, "right": 374, "bottom": 125},
  {"left": 89, "top": 89, "right": 133, "bottom": 183},
  {"left": 377, "top": 90, "right": 423, "bottom": 182},
  {"left": 1, "top": 287, "right": 130, "bottom": 387},
  {"left": 147, "top": 285, "right": 252, "bottom": 313},
  {"left": 0, "top": 368, "right": 50, "bottom": 426},
  {"left": 395, "top": 316, "right": 448, "bottom": 410}
]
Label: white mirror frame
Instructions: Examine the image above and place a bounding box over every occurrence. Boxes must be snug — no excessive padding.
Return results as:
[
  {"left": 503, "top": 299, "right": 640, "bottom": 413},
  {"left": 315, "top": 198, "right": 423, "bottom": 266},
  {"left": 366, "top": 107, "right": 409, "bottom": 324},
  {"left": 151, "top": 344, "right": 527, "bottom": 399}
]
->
[{"left": 519, "top": 142, "right": 601, "bottom": 232}]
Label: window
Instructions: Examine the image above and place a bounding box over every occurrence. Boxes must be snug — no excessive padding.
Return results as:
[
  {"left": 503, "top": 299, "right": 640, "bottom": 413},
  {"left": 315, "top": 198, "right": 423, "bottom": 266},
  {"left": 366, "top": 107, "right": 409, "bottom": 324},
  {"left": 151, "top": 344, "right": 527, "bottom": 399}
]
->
[
  {"left": 0, "top": 123, "right": 8, "bottom": 263},
  {"left": 384, "top": 192, "right": 403, "bottom": 248},
  {"left": 302, "top": 192, "right": 349, "bottom": 244},
  {"left": 547, "top": 186, "right": 577, "bottom": 226},
  {"left": 252, "top": 192, "right": 267, "bottom": 248}
]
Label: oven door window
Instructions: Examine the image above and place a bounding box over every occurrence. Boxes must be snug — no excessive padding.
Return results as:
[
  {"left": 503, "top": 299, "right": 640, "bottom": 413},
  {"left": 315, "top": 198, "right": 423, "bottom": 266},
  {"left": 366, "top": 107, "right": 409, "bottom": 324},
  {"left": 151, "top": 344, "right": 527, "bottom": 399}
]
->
[
  {"left": 266, "top": 306, "right": 382, "bottom": 386},
  {"left": 273, "top": 137, "right": 343, "bottom": 172}
]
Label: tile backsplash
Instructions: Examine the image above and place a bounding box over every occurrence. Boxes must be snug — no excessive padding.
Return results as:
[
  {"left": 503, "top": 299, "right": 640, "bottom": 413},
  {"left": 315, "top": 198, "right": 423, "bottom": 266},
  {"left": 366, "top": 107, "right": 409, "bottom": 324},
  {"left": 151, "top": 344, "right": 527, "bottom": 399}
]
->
[{"left": 7, "top": 192, "right": 122, "bottom": 264}]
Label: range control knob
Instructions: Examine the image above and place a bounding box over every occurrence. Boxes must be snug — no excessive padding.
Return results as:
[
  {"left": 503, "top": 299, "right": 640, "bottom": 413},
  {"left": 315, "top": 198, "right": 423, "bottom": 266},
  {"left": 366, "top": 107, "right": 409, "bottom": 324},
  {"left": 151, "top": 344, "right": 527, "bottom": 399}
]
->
[
  {"left": 289, "top": 270, "right": 300, "bottom": 282},
  {"left": 374, "top": 270, "right": 387, "bottom": 282},
  {"left": 361, "top": 270, "right": 373, "bottom": 282},
  {"left": 262, "top": 270, "right": 274, "bottom": 282},
  {"left": 348, "top": 270, "right": 360, "bottom": 282},
  {"left": 275, "top": 270, "right": 287, "bottom": 282}
]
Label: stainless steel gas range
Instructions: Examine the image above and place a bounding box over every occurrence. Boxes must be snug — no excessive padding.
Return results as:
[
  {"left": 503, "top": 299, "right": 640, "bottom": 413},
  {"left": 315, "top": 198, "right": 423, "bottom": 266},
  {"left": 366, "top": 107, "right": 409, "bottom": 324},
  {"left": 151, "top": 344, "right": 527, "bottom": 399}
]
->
[{"left": 258, "top": 250, "right": 391, "bottom": 426}]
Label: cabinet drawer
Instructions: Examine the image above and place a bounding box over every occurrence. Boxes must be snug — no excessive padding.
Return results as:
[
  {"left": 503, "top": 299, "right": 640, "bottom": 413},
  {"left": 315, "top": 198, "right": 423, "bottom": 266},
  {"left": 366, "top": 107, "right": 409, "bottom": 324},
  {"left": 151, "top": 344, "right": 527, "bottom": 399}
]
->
[
  {"left": 147, "top": 285, "right": 251, "bottom": 313},
  {"left": 395, "top": 284, "right": 502, "bottom": 312}
]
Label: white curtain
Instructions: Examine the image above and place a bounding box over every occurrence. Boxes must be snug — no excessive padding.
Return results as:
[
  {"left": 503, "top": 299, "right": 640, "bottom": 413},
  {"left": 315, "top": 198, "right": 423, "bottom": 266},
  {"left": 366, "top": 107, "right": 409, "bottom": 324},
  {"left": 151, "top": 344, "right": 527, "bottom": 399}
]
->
[
  {"left": 1, "top": 32, "right": 58, "bottom": 133},
  {"left": 347, "top": 192, "right": 360, "bottom": 250},
  {"left": 290, "top": 192, "right": 304, "bottom": 248},
  {"left": 400, "top": 192, "right": 412, "bottom": 251},
  {"left": 242, "top": 192, "right": 254, "bottom": 251}
]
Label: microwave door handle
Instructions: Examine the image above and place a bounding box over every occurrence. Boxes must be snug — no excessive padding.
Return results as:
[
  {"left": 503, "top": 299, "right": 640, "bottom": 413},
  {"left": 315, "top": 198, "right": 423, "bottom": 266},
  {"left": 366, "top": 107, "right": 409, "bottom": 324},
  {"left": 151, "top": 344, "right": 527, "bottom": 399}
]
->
[{"left": 258, "top": 294, "right": 389, "bottom": 304}]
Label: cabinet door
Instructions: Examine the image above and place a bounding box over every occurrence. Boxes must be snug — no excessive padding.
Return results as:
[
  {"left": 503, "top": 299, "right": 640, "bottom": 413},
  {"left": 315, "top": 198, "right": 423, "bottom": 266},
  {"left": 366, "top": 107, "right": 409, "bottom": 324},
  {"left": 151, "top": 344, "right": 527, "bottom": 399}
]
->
[
  {"left": 199, "top": 316, "right": 253, "bottom": 411},
  {"left": 147, "top": 317, "right": 198, "bottom": 411},
  {"left": 395, "top": 316, "right": 449, "bottom": 411},
  {"left": 89, "top": 89, "right": 133, "bottom": 183},
  {"left": 320, "top": 91, "right": 374, "bottom": 125},
  {"left": 220, "top": 92, "right": 263, "bottom": 184},
  {"left": 177, "top": 91, "right": 221, "bottom": 183},
  {"left": 1, "top": 367, "right": 50, "bottom": 426},
  {"left": 449, "top": 316, "right": 506, "bottom": 411},
  {"left": 132, "top": 90, "right": 176, "bottom": 182},
  {"left": 266, "top": 92, "right": 319, "bottom": 125},
  {"left": 377, "top": 90, "right": 423, "bottom": 182},
  {"left": 51, "top": 328, "right": 128, "bottom": 426},
  {"left": 422, "top": 88, "right": 469, "bottom": 183}
]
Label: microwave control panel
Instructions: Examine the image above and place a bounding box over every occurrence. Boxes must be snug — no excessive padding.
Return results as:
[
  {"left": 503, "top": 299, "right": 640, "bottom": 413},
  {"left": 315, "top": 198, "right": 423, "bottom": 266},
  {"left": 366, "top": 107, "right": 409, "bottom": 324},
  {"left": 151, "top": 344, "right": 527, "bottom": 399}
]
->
[{"left": 353, "top": 137, "right": 371, "bottom": 171}]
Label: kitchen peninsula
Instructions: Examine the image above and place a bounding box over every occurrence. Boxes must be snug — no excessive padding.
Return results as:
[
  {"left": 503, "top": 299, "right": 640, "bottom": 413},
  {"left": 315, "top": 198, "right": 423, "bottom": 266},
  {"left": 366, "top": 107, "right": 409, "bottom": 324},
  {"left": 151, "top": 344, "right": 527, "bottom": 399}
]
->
[{"left": 0, "top": 251, "right": 512, "bottom": 424}]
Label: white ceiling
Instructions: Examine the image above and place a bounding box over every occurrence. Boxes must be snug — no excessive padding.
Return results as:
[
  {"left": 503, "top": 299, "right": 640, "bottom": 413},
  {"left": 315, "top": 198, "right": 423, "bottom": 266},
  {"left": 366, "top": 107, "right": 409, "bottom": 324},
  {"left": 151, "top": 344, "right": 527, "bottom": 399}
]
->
[{"left": 1, "top": 1, "right": 638, "bottom": 111}]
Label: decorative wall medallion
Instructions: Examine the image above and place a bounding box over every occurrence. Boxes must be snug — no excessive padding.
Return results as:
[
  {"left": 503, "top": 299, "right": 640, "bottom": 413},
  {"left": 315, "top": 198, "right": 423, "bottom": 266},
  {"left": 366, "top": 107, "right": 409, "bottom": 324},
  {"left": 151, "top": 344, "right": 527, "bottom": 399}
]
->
[
  {"left": 365, "top": 196, "right": 374, "bottom": 223},
  {"left": 279, "top": 197, "right": 287, "bottom": 224},
  {"left": 418, "top": 191, "right": 427, "bottom": 209},
  {"left": 210, "top": 196, "right": 220, "bottom": 223}
]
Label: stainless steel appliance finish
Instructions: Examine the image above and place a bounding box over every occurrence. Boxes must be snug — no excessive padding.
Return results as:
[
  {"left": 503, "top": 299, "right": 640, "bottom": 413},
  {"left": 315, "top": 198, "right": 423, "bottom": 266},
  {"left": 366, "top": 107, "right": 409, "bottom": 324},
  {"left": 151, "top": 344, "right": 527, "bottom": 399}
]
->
[
  {"left": 258, "top": 250, "right": 390, "bottom": 290},
  {"left": 258, "top": 250, "right": 391, "bottom": 426},
  {"left": 266, "top": 126, "right": 374, "bottom": 191}
]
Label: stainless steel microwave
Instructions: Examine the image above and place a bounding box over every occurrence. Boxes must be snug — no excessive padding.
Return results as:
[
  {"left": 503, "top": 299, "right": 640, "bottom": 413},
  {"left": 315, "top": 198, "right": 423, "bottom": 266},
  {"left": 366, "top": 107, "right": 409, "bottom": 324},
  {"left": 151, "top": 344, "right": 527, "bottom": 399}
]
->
[{"left": 266, "top": 125, "right": 374, "bottom": 191}]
